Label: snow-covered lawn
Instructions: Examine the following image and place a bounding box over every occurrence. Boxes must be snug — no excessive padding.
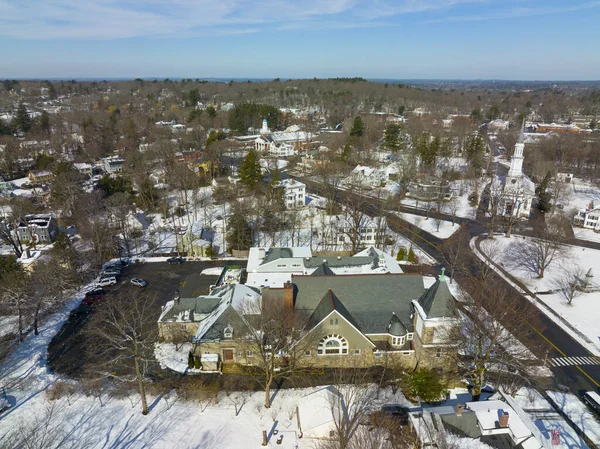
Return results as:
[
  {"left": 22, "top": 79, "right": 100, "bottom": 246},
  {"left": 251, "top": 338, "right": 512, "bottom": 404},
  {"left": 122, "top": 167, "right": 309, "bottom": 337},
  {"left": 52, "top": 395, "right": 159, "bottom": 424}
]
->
[
  {"left": 396, "top": 212, "right": 461, "bottom": 239},
  {"left": 509, "top": 388, "right": 590, "bottom": 449},
  {"left": 478, "top": 236, "right": 600, "bottom": 355},
  {"left": 572, "top": 226, "right": 600, "bottom": 244},
  {"left": 546, "top": 390, "right": 600, "bottom": 446},
  {"left": 0, "top": 315, "right": 18, "bottom": 339}
]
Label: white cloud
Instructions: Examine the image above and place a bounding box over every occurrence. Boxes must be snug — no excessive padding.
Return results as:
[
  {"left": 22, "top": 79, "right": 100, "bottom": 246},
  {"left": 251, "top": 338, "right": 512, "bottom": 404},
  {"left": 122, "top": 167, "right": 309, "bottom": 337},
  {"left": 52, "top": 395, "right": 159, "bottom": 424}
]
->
[{"left": 1, "top": 0, "right": 598, "bottom": 39}]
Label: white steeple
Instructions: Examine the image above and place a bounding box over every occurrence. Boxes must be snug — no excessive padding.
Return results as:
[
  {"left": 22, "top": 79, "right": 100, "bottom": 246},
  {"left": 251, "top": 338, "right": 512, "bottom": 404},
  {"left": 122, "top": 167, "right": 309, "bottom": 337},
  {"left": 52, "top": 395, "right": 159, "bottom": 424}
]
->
[
  {"left": 260, "top": 119, "right": 270, "bottom": 135},
  {"left": 508, "top": 120, "right": 525, "bottom": 177}
]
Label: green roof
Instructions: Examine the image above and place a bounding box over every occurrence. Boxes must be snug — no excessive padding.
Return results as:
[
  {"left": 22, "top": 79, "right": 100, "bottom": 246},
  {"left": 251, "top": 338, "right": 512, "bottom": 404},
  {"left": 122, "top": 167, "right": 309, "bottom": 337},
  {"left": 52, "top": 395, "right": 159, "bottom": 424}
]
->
[
  {"left": 292, "top": 274, "right": 425, "bottom": 334},
  {"left": 417, "top": 278, "right": 456, "bottom": 319},
  {"left": 309, "top": 290, "right": 361, "bottom": 330}
]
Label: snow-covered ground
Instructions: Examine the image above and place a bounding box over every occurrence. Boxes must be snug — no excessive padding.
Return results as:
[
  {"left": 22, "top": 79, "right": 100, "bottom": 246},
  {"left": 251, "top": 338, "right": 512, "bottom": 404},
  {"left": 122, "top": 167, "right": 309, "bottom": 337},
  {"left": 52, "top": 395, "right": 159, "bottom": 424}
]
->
[
  {"left": 510, "top": 388, "right": 590, "bottom": 449},
  {"left": 478, "top": 235, "right": 600, "bottom": 355},
  {"left": 572, "top": 226, "right": 600, "bottom": 244},
  {"left": 546, "top": 390, "right": 600, "bottom": 446},
  {"left": 396, "top": 212, "right": 460, "bottom": 239}
]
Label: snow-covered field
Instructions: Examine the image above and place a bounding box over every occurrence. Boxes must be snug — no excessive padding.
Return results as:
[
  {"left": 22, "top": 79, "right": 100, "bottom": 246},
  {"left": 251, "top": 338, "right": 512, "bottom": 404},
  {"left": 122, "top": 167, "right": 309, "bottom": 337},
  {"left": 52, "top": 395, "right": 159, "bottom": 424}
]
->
[
  {"left": 478, "top": 236, "right": 600, "bottom": 355},
  {"left": 572, "top": 226, "right": 600, "bottom": 244},
  {"left": 546, "top": 390, "right": 600, "bottom": 446},
  {"left": 510, "top": 388, "right": 590, "bottom": 449},
  {"left": 396, "top": 212, "right": 460, "bottom": 239},
  {"left": 0, "top": 315, "right": 18, "bottom": 339}
]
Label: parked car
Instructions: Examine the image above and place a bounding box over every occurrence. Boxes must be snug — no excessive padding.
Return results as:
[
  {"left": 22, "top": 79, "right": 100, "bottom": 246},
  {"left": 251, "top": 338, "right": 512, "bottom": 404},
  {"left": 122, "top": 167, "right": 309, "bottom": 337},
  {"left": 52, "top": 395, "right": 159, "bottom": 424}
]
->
[
  {"left": 85, "top": 288, "right": 106, "bottom": 298},
  {"left": 82, "top": 294, "right": 104, "bottom": 305},
  {"left": 95, "top": 276, "right": 117, "bottom": 287},
  {"left": 101, "top": 269, "right": 121, "bottom": 277},
  {"left": 582, "top": 391, "right": 600, "bottom": 415},
  {"left": 130, "top": 278, "right": 148, "bottom": 288},
  {"left": 167, "top": 256, "right": 184, "bottom": 265}
]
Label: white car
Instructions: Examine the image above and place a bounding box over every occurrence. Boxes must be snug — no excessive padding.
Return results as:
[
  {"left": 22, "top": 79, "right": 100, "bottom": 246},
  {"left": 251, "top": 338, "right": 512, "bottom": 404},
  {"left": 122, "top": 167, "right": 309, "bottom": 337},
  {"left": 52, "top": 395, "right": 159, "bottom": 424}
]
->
[
  {"left": 96, "top": 276, "right": 117, "bottom": 287},
  {"left": 130, "top": 278, "right": 147, "bottom": 288}
]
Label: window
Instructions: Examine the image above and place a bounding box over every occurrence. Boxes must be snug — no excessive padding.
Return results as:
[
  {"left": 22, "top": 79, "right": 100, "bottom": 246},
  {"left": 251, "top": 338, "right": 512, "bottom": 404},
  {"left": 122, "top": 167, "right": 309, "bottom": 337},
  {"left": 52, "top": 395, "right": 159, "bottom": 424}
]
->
[
  {"left": 305, "top": 350, "right": 312, "bottom": 356},
  {"left": 407, "top": 333, "right": 414, "bottom": 341},
  {"left": 223, "top": 324, "right": 233, "bottom": 339},
  {"left": 436, "top": 348, "right": 443, "bottom": 358},
  {"left": 276, "top": 264, "right": 287, "bottom": 268},
  {"left": 329, "top": 431, "right": 336, "bottom": 438},
  {"left": 246, "top": 351, "right": 254, "bottom": 357},
  {"left": 354, "top": 349, "right": 361, "bottom": 355},
  {"left": 392, "top": 336, "right": 405, "bottom": 347},
  {"left": 317, "top": 335, "right": 348, "bottom": 355}
]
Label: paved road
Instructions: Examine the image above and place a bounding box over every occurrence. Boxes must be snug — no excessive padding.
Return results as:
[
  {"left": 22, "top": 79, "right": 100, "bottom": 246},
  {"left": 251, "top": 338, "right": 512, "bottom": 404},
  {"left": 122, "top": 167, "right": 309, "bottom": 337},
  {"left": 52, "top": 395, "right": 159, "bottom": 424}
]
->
[{"left": 298, "top": 176, "right": 600, "bottom": 397}]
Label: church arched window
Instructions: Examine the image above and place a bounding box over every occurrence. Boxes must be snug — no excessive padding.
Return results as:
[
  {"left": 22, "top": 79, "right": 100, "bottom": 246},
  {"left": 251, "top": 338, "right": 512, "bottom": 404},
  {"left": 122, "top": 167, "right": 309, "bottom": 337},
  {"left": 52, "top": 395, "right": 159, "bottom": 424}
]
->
[{"left": 317, "top": 334, "right": 348, "bottom": 355}]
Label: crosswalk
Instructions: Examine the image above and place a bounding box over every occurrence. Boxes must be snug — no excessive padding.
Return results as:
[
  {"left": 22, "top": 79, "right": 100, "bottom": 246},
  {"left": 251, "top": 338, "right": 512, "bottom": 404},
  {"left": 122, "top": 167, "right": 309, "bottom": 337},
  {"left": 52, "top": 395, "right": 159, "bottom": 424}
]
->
[{"left": 549, "top": 356, "right": 600, "bottom": 367}]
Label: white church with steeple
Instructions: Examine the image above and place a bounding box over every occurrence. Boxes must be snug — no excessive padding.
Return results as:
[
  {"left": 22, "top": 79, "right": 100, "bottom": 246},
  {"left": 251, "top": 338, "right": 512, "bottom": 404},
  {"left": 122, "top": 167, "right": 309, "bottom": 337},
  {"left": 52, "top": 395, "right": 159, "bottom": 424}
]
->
[{"left": 492, "top": 121, "right": 536, "bottom": 219}]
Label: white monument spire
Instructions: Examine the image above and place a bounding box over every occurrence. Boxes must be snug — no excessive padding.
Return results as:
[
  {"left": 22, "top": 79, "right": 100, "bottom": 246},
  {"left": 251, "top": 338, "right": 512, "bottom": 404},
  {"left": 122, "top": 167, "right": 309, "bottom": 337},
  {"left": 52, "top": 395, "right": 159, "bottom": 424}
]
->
[
  {"left": 260, "top": 119, "right": 270, "bottom": 135},
  {"left": 508, "top": 120, "right": 525, "bottom": 177}
]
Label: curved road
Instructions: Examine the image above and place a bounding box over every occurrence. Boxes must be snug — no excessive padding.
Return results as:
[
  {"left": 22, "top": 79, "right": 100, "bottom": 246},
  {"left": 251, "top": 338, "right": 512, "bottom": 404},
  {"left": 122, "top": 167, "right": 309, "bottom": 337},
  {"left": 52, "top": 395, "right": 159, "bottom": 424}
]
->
[{"left": 297, "top": 175, "right": 600, "bottom": 397}]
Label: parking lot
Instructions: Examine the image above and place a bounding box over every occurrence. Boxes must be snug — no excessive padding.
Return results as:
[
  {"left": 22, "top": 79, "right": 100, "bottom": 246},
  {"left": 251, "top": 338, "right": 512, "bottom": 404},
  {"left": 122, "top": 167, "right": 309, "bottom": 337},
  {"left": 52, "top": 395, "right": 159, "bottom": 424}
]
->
[{"left": 47, "top": 260, "right": 229, "bottom": 378}]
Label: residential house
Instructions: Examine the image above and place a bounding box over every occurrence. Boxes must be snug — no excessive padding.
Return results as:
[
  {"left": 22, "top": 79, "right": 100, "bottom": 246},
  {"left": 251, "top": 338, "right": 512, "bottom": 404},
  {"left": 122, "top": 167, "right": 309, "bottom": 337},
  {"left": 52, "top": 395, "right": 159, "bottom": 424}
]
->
[
  {"left": 186, "top": 270, "right": 458, "bottom": 371},
  {"left": 14, "top": 214, "right": 58, "bottom": 244},
  {"left": 318, "top": 215, "right": 389, "bottom": 250},
  {"left": 488, "top": 119, "right": 511, "bottom": 131},
  {"left": 245, "top": 246, "right": 402, "bottom": 289},
  {"left": 573, "top": 202, "right": 600, "bottom": 231},
  {"left": 103, "top": 156, "right": 125, "bottom": 174},
  {"left": 275, "top": 179, "right": 306, "bottom": 209},
  {"left": 27, "top": 170, "right": 54, "bottom": 184},
  {"left": 410, "top": 393, "right": 547, "bottom": 449},
  {"left": 348, "top": 164, "right": 386, "bottom": 187},
  {"left": 254, "top": 119, "right": 314, "bottom": 153},
  {"left": 73, "top": 162, "right": 93, "bottom": 177}
]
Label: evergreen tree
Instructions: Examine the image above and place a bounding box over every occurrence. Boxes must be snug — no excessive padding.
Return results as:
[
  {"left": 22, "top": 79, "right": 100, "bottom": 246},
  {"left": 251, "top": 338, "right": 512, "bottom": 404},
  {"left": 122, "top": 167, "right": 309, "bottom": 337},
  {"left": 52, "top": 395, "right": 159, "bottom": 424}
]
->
[
  {"left": 465, "top": 132, "right": 485, "bottom": 171},
  {"left": 349, "top": 116, "right": 364, "bottom": 137},
  {"left": 268, "top": 166, "right": 285, "bottom": 209},
  {"left": 206, "top": 105, "right": 217, "bottom": 118},
  {"left": 13, "top": 103, "right": 31, "bottom": 133},
  {"left": 407, "top": 248, "right": 417, "bottom": 263},
  {"left": 402, "top": 368, "right": 448, "bottom": 403},
  {"left": 396, "top": 248, "right": 406, "bottom": 261},
  {"left": 227, "top": 206, "right": 252, "bottom": 252},
  {"left": 39, "top": 110, "right": 50, "bottom": 133},
  {"left": 384, "top": 123, "right": 402, "bottom": 152},
  {"left": 417, "top": 134, "right": 437, "bottom": 168},
  {"left": 397, "top": 105, "right": 405, "bottom": 115},
  {"left": 188, "top": 351, "right": 195, "bottom": 369},
  {"left": 239, "top": 148, "right": 262, "bottom": 190}
]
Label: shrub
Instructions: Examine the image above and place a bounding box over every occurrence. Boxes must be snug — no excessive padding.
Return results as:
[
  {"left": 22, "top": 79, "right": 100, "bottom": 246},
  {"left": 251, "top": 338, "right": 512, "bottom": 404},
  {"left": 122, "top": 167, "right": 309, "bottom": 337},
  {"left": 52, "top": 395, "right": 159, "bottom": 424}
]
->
[
  {"left": 407, "top": 248, "right": 418, "bottom": 263},
  {"left": 194, "top": 356, "right": 201, "bottom": 370},
  {"left": 396, "top": 248, "right": 406, "bottom": 261},
  {"left": 188, "top": 351, "right": 195, "bottom": 369}
]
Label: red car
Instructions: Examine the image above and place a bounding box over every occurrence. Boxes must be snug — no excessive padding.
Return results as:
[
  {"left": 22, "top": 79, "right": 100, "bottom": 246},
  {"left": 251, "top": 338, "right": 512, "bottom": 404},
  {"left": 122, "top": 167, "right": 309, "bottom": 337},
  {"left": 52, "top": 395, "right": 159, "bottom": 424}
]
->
[{"left": 82, "top": 294, "right": 103, "bottom": 305}]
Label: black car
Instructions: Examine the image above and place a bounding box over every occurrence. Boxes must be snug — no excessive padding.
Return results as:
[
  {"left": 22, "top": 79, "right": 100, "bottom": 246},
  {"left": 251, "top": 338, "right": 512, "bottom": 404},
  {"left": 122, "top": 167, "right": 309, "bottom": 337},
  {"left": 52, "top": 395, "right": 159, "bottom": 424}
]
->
[
  {"left": 167, "top": 257, "right": 184, "bottom": 265},
  {"left": 85, "top": 288, "right": 106, "bottom": 297}
]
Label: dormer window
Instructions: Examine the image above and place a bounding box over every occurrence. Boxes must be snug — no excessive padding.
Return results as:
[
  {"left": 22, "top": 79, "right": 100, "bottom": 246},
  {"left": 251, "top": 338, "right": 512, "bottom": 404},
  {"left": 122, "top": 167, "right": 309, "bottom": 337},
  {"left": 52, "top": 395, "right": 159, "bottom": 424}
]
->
[{"left": 223, "top": 324, "right": 233, "bottom": 340}]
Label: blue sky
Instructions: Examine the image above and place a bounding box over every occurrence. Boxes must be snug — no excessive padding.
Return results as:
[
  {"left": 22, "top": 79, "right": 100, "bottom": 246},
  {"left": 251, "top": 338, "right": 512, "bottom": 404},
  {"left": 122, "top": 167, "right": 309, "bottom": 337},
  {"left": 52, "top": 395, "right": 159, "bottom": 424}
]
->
[{"left": 0, "top": 0, "right": 599, "bottom": 80}]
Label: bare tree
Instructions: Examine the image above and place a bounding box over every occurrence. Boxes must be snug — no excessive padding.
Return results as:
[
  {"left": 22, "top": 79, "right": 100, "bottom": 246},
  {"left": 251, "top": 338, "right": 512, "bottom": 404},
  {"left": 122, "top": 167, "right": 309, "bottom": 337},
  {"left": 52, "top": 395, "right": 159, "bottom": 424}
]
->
[
  {"left": 508, "top": 228, "right": 569, "bottom": 279},
  {"left": 321, "top": 369, "right": 378, "bottom": 449},
  {"left": 341, "top": 181, "right": 368, "bottom": 253},
  {"left": 86, "top": 289, "right": 158, "bottom": 415},
  {"left": 446, "top": 281, "right": 537, "bottom": 401},
  {"left": 0, "top": 269, "right": 31, "bottom": 342},
  {"left": 441, "top": 227, "right": 469, "bottom": 283},
  {"left": 552, "top": 265, "right": 585, "bottom": 304},
  {"left": 240, "top": 300, "right": 315, "bottom": 409}
]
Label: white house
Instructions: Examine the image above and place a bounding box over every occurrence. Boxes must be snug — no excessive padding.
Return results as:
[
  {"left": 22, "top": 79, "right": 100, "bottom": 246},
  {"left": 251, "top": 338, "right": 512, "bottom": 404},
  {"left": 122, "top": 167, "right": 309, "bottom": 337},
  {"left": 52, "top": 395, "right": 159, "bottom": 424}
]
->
[
  {"left": 318, "top": 215, "right": 388, "bottom": 250},
  {"left": 254, "top": 119, "right": 314, "bottom": 153},
  {"left": 488, "top": 119, "right": 511, "bottom": 131},
  {"left": 275, "top": 179, "right": 306, "bottom": 209},
  {"left": 574, "top": 203, "right": 600, "bottom": 231},
  {"left": 349, "top": 164, "right": 386, "bottom": 187},
  {"left": 269, "top": 142, "right": 297, "bottom": 158}
]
